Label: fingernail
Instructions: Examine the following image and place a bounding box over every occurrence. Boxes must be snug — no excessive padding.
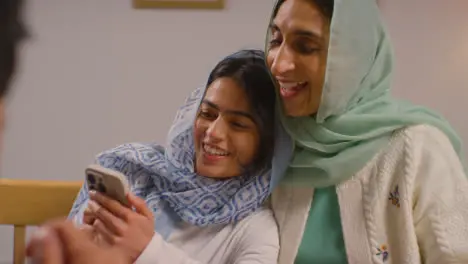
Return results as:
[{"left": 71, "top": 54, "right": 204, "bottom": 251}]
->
[
  {"left": 89, "top": 190, "right": 96, "bottom": 197},
  {"left": 88, "top": 200, "right": 100, "bottom": 213}
]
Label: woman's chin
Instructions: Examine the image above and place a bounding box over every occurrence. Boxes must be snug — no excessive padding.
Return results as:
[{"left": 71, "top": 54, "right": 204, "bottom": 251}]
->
[
  {"left": 283, "top": 107, "right": 315, "bottom": 117},
  {"left": 282, "top": 102, "right": 318, "bottom": 117},
  {"left": 195, "top": 162, "right": 239, "bottom": 179}
]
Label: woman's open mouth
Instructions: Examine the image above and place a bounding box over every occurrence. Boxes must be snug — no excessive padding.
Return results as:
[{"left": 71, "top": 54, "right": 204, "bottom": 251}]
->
[
  {"left": 202, "top": 143, "right": 230, "bottom": 162},
  {"left": 279, "top": 82, "right": 308, "bottom": 99}
]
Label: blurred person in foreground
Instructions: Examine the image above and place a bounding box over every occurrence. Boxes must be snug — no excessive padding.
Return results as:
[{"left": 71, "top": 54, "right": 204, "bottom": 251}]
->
[{"left": 0, "top": 0, "right": 129, "bottom": 263}]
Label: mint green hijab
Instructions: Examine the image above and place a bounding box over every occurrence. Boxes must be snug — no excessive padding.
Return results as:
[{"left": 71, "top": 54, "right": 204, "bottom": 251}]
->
[{"left": 266, "top": 0, "right": 465, "bottom": 188}]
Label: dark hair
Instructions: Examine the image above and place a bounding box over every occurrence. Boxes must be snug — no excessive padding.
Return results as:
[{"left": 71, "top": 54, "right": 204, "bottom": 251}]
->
[
  {"left": 273, "top": 0, "right": 334, "bottom": 20},
  {"left": 0, "top": 0, "right": 27, "bottom": 98},
  {"left": 206, "top": 49, "right": 276, "bottom": 173}
]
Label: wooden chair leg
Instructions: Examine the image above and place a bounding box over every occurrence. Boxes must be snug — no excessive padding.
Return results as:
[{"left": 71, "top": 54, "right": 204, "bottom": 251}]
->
[{"left": 14, "top": 225, "right": 26, "bottom": 264}]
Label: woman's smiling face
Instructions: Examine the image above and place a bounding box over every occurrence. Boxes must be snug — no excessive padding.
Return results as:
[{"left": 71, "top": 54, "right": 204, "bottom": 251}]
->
[
  {"left": 267, "top": 0, "right": 331, "bottom": 117},
  {"left": 194, "top": 77, "right": 260, "bottom": 179}
]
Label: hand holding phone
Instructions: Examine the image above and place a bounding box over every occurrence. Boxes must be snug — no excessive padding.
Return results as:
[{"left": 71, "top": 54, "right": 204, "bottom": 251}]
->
[{"left": 85, "top": 164, "right": 130, "bottom": 207}]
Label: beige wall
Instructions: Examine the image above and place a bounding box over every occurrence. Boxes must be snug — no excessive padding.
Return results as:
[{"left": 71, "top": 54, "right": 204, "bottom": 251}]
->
[{"left": 381, "top": 0, "right": 468, "bottom": 141}]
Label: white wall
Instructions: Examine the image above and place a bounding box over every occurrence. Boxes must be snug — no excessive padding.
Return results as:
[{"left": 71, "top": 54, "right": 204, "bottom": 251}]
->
[
  {"left": 381, "top": 0, "right": 468, "bottom": 142},
  {"left": 3, "top": 0, "right": 276, "bottom": 182},
  {"left": 2, "top": 0, "right": 468, "bottom": 263}
]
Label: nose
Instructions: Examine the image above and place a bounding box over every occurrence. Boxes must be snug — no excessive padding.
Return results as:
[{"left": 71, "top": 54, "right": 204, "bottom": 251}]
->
[
  {"left": 205, "top": 118, "right": 227, "bottom": 143},
  {"left": 270, "top": 45, "right": 296, "bottom": 76}
]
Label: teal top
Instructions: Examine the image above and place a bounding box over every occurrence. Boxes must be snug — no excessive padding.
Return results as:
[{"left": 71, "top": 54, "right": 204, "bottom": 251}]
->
[
  {"left": 295, "top": 188, "right": 347, "bottom": 264},
  {"left": 265, "top": 0, "right": 465, "bottom": 263}
]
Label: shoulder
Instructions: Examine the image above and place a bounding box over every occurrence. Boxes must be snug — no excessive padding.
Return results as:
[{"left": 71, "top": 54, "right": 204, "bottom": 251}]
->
[
  {"left": 382, "top": 125, "right": 467, "bottom": 214},
  {"left": 238, "top": 207, "right": 277, "bottom": 231},
  {"left": 235, "top": 207, "right": 279, "bottom": 244},
  {"left": 397, "top": 124, "right": 459, "bottom": 152},
  {"left": 226, "top": 207, "right": 279, "bottom": 262},
  {"left": 380, "top": 124, "right": 463, "bottom": 170},
  {"left": 360, "top": 124, "right": 466, "bottom": 206},
  {"left": 392, "top": 124, "right": 461, "bottom": 157}
]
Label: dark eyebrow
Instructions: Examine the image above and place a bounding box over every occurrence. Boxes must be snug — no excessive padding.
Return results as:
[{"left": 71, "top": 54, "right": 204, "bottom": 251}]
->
[
  {"left": 202, "top": 100, "right": 256, "bottom": 123},
  {"left": 269, "top": 22, "right": 322, "bottom": 42}
]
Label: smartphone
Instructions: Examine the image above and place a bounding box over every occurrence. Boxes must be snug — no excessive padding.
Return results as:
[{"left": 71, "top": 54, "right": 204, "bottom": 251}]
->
[{"left": 85, "top": 164, "right": 130, "bottom": 207}]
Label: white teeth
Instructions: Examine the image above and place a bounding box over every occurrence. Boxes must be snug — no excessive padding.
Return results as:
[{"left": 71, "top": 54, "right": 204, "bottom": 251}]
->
[
  {"left": 203, "top": 144, "right": 229, "bottom": 156},
  {"left": 280, "top": 82, "right": 306, "bottom": 90}
]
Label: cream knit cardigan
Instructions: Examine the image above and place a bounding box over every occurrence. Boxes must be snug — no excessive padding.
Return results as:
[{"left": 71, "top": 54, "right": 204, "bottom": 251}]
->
[{"left": 272, "top": 125, "right": 468, "bottom": 264}]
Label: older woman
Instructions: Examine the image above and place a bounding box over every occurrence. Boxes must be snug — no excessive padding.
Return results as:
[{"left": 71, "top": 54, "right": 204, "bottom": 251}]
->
[{"left": 266, "top": 0, "right": 468, "bottom": 263}]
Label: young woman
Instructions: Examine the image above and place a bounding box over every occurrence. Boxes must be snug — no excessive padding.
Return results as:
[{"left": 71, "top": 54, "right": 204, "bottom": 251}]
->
[
  {"left": 266, "top": 0, "right": 468, "bottom": 263},
  {"left": 68, "top": 49, "right": 280, "bottom": 264}
]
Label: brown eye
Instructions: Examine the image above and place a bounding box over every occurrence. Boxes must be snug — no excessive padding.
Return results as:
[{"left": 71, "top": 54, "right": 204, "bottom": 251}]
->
[
  {"left": 199, "top": 110, "right": 216, "bottom": 120},
  {"left": 268, "top": 40, "right": 281, "bottom": 50},
  {"left": 231, "top": 121, "right": 248, "bottom": 129},
  {"left": 295, "top": 39, "right": 320, "bottom": 54},
  {"left": 229, "top": 116, "right": 255, "bottom": 130},
  {"left": 268, "top": 32, "right": 282, "bottom": 48},
  {"left": 297, "top": 45, "right": 319, "bottom": 54}
]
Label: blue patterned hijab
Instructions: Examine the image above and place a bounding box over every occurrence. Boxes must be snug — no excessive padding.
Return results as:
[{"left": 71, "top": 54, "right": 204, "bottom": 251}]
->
[{"left": 68, "top": 64, "right": 274, "bottom": 238}]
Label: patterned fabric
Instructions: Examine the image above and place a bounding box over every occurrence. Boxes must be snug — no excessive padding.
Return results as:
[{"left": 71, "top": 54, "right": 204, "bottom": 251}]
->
[{"left": 68, "top": 87, "right": 272, "bottom": 236}]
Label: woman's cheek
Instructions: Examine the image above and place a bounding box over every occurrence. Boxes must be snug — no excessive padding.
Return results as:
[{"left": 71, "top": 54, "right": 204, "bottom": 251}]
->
[
  {"left": 266, "top": 52, "right": 275, "bottom": 72},
  {"left": 236, "top": 135, "right": 259, "bottom": 165},
  {"left": 193, "top": 120, "right": 205, "bottom": 140}
]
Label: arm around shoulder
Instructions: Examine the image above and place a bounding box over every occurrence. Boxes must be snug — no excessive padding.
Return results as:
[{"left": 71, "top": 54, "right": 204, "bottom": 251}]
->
[{"left": 408, "top": 125, "right": 468, "bottom": 263}]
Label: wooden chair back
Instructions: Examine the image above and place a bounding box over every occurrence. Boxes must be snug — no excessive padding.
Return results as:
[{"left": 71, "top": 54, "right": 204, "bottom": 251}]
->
[{"left": 0, "top": 179, "right": 82, "bottom": 264}]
